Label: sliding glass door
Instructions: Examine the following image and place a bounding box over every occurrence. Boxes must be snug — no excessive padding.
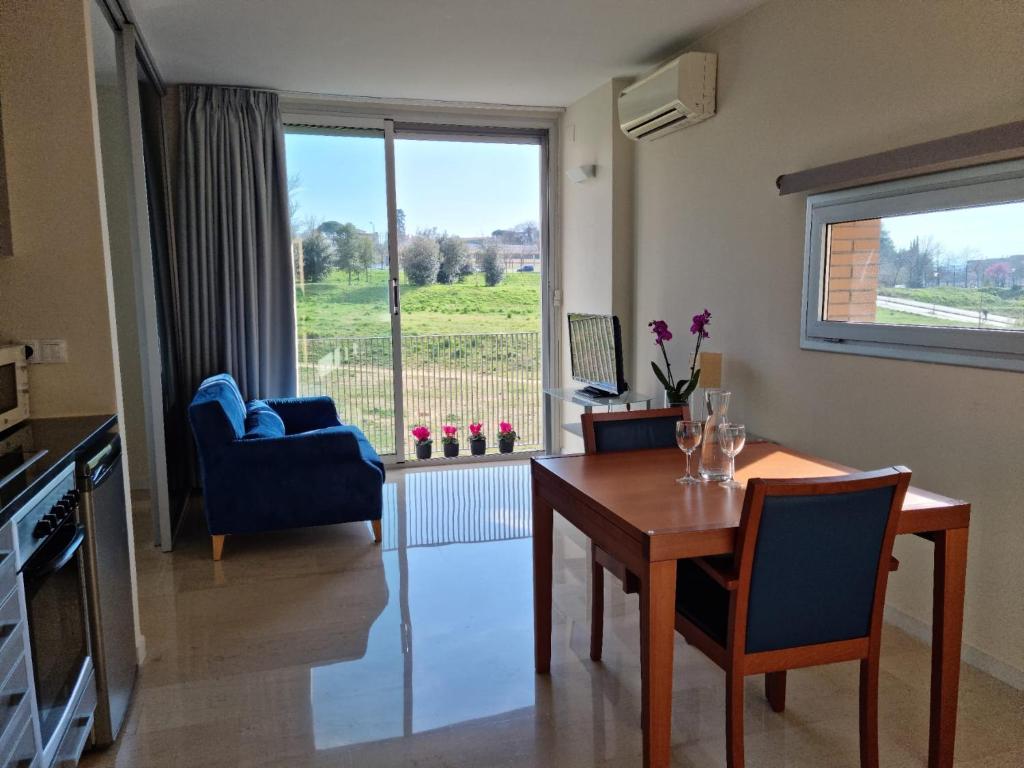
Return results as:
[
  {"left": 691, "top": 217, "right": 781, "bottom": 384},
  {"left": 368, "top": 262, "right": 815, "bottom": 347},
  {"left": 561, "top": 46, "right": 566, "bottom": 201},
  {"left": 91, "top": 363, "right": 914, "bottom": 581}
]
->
[
  {"left": 285, "top": 120, "right": 545, "bottom": 461},
  {"left": 286, "top": 125, "right": 403, "bottom": 456}
]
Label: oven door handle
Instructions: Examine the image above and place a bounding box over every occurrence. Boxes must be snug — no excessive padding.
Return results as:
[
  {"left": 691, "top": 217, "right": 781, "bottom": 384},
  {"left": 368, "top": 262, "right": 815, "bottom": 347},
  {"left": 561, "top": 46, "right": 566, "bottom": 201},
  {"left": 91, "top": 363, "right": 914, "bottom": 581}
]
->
[{"left": 24, "top": 525, "right": 85, "bottom": 580}]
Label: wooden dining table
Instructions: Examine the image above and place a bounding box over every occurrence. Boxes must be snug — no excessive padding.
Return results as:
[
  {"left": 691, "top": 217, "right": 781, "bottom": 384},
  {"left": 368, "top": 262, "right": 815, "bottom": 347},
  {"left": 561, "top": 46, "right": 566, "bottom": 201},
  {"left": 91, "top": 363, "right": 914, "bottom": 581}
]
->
[{"left": 531, "top": 441, "right": 970, "bottom": 768}]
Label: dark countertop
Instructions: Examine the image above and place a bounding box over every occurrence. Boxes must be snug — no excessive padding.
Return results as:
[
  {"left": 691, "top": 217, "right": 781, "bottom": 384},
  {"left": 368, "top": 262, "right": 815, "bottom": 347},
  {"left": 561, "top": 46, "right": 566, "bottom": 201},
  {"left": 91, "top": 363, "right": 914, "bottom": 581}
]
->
[{"left": 0, "top": 414, "right": 117, "bottom": 526}]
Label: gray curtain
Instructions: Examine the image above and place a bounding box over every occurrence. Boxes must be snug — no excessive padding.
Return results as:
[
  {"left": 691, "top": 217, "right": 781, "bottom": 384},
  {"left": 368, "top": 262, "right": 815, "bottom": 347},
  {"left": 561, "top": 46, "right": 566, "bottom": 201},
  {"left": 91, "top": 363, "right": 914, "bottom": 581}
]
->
[{"left": 175, "top": 85, "right": 296, "bottom": 400}]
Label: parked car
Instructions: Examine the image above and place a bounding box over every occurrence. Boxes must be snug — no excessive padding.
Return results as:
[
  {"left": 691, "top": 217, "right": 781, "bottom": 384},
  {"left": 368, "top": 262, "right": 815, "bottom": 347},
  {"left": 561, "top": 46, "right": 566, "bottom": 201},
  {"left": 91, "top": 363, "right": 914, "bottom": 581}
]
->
[{"left": 518, "top": 265, "right": 535, "bottom": 272}]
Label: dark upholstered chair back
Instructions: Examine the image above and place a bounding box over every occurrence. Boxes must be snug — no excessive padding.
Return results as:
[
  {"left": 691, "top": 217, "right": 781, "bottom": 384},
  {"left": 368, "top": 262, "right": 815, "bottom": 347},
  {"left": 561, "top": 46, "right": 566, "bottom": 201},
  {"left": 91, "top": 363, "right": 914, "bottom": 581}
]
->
[
  {"left": 735, "top": 469, "right": 911, "bottom": 654},
  {"left": 582, "top": 407, "right": 690, "bottom": 454}
]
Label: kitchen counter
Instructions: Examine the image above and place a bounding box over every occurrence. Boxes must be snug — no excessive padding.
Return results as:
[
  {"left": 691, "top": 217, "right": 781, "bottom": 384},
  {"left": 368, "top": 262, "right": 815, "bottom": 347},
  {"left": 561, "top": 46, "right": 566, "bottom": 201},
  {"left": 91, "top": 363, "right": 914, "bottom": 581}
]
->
[{"left": 0, "top": 414, "right": 117, "bottom": 525}]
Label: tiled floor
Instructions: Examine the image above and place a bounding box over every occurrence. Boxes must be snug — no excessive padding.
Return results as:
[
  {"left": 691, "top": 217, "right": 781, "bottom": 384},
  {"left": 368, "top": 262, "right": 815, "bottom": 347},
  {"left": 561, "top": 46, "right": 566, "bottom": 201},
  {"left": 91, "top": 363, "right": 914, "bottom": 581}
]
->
[{"left": 82, "top": 463, "right": 1023, "bottom": 767}]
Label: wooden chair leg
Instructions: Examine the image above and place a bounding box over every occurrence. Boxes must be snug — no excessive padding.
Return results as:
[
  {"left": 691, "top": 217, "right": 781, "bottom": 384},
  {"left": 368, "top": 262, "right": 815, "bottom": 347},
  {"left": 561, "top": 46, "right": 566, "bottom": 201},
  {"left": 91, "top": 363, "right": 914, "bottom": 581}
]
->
[
  {"left": 371, "top": 519, "right": 382, "bottom": 544},
  {"left": 211, "top": 535, "right": 225, "bottom": 561},
  {"left": 590, "top": 543, "right": 604, "bottom": 661},
  {"left": 765, "top": 671, "right": 787, "bottom": 713},
  {"left": 726, "top": 668, "right": 745, "bottom": 768},
  {"left": 859, "top": 657, "right": 880, "bottom": 768}
]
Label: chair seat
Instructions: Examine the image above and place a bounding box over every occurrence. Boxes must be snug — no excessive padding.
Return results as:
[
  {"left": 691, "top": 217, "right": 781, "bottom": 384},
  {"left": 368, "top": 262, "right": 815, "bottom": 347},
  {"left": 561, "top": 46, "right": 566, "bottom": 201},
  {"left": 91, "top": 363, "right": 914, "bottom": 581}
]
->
[{"left": 676, "top": 557, "right": 732, "bottom": 647}]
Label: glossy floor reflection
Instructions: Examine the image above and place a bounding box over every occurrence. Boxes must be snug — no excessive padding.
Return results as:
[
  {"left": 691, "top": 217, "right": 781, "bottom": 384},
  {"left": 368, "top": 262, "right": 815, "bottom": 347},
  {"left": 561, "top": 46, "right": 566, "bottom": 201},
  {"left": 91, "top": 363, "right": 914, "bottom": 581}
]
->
[{"left": 82, "top": 463, "right": 1024, "bottom": 768}]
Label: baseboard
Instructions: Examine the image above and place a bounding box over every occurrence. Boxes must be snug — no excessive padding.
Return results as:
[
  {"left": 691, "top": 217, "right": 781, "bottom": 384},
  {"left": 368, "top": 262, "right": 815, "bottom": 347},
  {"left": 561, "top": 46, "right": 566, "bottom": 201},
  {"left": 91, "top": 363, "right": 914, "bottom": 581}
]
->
[{"left": 884, "top": 605, "right": 1024, "bottom": 691}]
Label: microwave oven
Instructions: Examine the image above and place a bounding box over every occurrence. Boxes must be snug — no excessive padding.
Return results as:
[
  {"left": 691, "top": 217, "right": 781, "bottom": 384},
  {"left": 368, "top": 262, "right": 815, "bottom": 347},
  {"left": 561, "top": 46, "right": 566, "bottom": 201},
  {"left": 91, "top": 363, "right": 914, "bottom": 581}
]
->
[{"left": 0, "top": 345, "right": 29, "bottom": 431}]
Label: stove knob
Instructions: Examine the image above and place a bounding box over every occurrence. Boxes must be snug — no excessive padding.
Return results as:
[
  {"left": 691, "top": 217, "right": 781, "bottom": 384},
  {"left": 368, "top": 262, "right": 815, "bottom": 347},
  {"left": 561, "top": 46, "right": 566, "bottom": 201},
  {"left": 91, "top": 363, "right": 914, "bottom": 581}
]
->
[{"left": 33, "top": 519, "right": 54, "bottom": 538}]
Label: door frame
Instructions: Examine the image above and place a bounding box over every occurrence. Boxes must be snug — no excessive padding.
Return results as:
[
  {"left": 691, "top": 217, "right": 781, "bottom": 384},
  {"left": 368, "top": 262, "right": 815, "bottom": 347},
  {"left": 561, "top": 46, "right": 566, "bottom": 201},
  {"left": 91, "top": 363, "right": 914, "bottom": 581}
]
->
[{"left": 281, "top": 98, "right": 562, "bottom": 460}]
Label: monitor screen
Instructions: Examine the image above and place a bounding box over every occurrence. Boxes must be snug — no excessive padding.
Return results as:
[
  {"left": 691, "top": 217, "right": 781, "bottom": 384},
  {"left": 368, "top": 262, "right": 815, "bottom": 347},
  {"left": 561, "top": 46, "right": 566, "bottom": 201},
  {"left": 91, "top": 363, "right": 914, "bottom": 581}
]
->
[{"left": 567, "top": 313, "right": 626, "bottom": 396}]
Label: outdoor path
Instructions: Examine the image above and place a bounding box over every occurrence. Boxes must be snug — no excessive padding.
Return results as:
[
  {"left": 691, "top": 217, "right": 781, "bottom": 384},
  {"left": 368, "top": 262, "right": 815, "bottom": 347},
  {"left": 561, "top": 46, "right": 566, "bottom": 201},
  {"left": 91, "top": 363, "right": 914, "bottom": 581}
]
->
[{"left": 876, "top": 295, "right": 1015, "bottom": 328}]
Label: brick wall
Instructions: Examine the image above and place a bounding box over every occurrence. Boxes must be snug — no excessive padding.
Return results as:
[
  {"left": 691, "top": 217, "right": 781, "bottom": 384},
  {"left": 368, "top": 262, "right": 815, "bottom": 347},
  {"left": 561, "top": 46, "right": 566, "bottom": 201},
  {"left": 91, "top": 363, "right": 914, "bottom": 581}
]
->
[{"left": 824, "top": 219, "right": 880, "bottom": 322}]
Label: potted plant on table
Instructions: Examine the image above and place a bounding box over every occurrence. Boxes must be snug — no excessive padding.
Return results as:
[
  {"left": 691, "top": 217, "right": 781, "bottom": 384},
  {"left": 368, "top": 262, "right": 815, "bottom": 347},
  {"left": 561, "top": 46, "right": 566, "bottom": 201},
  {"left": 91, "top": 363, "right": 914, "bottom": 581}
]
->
[
  {"left": 648, "top": 309, "right": 711, "bottom": 407},
  {"left": 411, "top": 425, "right": 432, "bottom": 460},
  {"left": 442, "top": 424, "right": 459, "bottom": 458},
  {"left": 469, "top": 421, "right": 486, "bottom": 455},
  {"left": 497, "top": 421, "right": 517, "bottom": 454}
]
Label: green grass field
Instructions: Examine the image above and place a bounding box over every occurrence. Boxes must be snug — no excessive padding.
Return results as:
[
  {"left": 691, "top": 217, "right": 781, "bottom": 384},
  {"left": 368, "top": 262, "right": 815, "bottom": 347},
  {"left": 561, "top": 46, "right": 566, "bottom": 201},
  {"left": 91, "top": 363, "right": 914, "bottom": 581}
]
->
[{"left": 296, "top": 268, "right": 542, "bottom": 338}]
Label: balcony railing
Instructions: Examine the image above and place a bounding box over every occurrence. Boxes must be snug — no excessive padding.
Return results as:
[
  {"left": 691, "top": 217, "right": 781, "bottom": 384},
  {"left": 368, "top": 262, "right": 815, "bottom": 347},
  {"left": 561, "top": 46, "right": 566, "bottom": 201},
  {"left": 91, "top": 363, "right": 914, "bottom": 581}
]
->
[{"left": 297, "top": 332, "right": 542, "bottom": 457}]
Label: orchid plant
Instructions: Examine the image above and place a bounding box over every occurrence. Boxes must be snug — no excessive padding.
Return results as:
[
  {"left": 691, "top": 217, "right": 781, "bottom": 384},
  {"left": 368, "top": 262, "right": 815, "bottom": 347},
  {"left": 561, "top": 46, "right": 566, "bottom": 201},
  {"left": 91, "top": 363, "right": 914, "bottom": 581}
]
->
[
  {"left": 497, "top": 421, "right": 517, "bottom": 442},
  {"left": 441, "top": 424, "right": 459, "bottom": 445},
  {"left": 648, "top": 309, "right": 711, "bottom": 406},
  {"left": 468, "top": 422, "right": 485, "bottom": 442},
  {"left": 410, "top": 425, "right": 432, "bottom": 445}
]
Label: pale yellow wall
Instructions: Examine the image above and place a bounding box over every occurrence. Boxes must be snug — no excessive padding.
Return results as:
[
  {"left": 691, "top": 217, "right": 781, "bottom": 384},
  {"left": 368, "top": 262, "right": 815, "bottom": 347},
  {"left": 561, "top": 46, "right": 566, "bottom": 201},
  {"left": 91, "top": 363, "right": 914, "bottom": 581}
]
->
[
  {"left": 0, "top": 0, "right": 117, "bottom": 416},
  {"left": 630, "top": 0, "right": 1024, "bottom": 680},
  {"left": 558, "top": 78, "right": 635, "bottom": 450}
]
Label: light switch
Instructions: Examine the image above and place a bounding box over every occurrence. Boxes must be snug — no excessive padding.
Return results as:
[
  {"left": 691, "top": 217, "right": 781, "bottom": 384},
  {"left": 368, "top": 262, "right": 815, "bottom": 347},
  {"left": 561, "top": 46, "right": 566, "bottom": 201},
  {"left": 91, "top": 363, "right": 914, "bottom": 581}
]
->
[{"left": 38, "top": 339, "right": 67, "bottom": 364}]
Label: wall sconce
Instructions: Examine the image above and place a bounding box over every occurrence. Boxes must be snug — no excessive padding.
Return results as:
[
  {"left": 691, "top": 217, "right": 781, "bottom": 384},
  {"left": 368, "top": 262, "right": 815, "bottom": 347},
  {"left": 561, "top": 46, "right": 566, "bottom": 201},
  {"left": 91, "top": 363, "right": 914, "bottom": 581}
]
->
[{"left": 565, "top": 164, "right": 597, "bottom": 183}]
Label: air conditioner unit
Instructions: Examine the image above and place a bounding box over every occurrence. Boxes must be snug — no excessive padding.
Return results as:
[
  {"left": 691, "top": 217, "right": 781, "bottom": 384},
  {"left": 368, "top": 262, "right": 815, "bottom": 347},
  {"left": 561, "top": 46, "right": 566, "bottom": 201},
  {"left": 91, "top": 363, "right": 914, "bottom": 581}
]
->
[{"left": 619, "top": 52, "right": 717, "bottom": 142}]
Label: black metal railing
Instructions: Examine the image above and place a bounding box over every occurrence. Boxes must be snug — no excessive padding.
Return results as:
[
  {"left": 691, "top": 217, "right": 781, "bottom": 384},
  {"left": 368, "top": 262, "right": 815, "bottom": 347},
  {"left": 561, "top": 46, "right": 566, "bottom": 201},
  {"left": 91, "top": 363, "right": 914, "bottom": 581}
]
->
[{"left": 297, "top": 332, "right": 542, "bottom": 457}]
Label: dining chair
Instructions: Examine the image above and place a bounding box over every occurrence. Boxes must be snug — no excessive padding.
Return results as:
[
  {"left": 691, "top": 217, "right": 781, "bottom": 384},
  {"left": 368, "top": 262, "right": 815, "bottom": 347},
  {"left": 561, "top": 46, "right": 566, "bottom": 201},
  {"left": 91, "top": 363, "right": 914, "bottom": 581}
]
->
[
  {"left": 580, "top": 406, "right": 690, "bottom": 661},
  {"left": 675, "top": 467, "right": 911, "bottom": 768}
]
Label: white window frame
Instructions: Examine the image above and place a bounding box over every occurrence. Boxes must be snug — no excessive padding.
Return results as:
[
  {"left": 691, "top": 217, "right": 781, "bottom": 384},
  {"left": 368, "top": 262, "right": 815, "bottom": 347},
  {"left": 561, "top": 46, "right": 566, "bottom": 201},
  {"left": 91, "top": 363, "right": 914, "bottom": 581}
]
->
[{"left": 800, "top": 160, "right": 1024, "bottom": 372}]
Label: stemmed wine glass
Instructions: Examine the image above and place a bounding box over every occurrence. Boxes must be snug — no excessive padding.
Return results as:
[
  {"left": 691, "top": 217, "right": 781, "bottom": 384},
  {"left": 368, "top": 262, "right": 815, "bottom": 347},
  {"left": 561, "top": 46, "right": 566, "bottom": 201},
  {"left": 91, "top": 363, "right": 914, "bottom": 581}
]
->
[
  {"left": 675, "top": 420, "right": 704, "bottom": 485},
  {"left": 717, "top": 423, "right": 746, "bottom": 489}
]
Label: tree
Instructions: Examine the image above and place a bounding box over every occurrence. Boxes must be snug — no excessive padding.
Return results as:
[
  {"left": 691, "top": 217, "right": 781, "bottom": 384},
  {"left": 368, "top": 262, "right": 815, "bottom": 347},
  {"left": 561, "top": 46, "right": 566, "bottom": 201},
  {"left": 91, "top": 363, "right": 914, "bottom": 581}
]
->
[
  {"left": 513, "top": 221, "right": 540, "bottom": 245},
  {"left": 436, "top": 233, "right": 469, "bottom": 283},
  {"left": 480, "top": 245, "right": 505, "bottom": 286},
  {"left": 355, "top": 234, "right": 375, "bottom": 280},
  {"left": 330, "top": 223, "right": 364, "bottom": 284},
  {"left": 985, "top": 262, "right": 1011, "bottom": 287},
  {"left": 301, "top": 230, "right": 333, "bottom": 283},
  {"left": 396, "top": 208, "right": 407, "bottom": 240},
  {"left": 287, "top": 173, "right": 302, "bottom": 235},
  {"left": 401, "top": 236, "right": 440, "bottom": 286},
  {"left": 318, "top": 220, "right": 344, "bottom": 236}
]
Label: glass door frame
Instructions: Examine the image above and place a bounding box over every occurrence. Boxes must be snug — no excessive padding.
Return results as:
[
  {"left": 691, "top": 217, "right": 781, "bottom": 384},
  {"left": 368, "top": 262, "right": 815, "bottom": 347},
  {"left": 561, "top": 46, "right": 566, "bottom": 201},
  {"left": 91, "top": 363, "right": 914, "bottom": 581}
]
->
[
  {"left": 282, "top": 109, "right": 557, "bottom": 461},
  {"left": 284, "top": 116, "right": 407, "bottom": 462}
]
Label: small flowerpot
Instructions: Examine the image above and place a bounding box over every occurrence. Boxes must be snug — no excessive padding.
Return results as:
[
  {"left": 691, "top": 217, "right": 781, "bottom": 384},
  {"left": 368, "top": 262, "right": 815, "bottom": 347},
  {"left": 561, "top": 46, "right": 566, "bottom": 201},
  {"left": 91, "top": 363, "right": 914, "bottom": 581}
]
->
[
  {"left": 498, "top": 438, "right": 515, "bottom": 454},
  {"left": 443, "top": 441, "right": 459, "bottom": 458},
  {"left": 664, "top": 391, "right": 689, "bottom": 409},
  {"left": 470, "top": 439, "right": 486, "bottom": 456},
  {"left": 415, "top": 442, "right": 432, "bottom": 460}
]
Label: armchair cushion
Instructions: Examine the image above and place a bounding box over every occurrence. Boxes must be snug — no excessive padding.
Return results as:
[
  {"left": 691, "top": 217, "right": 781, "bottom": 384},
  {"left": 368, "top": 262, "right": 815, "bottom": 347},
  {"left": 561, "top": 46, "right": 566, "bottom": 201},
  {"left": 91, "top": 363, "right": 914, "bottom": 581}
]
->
[
  {"left": 264, "top": 396, "right": 341, "bottom": 434},
  {"left": 243, "top": 401, "right": 286, "bottom": 439}
]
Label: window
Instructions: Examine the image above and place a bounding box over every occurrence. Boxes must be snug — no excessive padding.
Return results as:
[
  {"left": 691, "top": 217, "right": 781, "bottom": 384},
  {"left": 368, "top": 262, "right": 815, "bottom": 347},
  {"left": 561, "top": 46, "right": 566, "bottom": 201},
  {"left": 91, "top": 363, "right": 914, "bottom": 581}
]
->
[{"left": 801, "top": 160, "right": 1024, "bottom": 371}]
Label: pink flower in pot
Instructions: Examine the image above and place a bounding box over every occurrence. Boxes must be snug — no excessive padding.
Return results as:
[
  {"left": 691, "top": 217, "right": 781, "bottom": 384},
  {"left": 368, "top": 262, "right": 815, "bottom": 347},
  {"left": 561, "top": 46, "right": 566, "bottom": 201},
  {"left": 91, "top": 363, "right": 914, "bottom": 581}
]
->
[
  {"left": 411, "top": 425, "right": 431, "bottom": 445},
  {"left": 497, "top": 421, "right": 517, "bottom": 453}
]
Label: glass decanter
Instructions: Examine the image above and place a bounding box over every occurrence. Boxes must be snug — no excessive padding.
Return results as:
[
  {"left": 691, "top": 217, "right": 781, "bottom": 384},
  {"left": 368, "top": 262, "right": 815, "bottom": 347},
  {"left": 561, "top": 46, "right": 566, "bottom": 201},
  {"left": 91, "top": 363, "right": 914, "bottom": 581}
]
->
[{"left": 698, "top": 389, "right": 732, "bottom": 482}]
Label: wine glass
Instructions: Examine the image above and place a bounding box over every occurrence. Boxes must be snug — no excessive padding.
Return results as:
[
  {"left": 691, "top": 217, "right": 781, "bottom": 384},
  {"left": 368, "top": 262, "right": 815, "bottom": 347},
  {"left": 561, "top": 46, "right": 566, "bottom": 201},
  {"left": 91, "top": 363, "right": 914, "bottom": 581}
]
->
[
  {"left": 675, "top": 420, "right": 704, "bottom": 485},
  {"left": 717, "top": 423, "right": 746, "bottom": 489}
]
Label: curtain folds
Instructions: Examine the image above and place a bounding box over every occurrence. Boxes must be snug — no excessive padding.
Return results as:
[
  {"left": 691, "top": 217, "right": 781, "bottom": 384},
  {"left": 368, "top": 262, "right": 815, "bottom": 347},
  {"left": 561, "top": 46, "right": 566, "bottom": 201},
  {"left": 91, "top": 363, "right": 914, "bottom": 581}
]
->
[{"left": 175, "top": 85, "right": 296, "bottom": 400}]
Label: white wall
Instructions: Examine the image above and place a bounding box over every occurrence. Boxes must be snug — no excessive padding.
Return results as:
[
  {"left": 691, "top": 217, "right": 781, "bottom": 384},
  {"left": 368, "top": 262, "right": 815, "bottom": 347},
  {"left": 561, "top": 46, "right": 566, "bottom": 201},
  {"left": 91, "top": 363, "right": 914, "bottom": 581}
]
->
[
  {"left": 626, "top": 0, "right": 1024, "bottom": 682},
  {"left": 0, "top": 0, "right": 119, "bottom": 415},
  {"left": 558, "top": 78, "right": 634, "bottom": 450}
]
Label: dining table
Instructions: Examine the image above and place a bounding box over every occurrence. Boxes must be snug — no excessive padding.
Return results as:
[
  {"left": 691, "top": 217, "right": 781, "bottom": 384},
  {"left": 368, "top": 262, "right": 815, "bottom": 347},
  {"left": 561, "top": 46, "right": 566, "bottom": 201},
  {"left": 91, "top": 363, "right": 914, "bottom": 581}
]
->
[{"left": 531, "top": 440, "right": 970, "bottom": 768}]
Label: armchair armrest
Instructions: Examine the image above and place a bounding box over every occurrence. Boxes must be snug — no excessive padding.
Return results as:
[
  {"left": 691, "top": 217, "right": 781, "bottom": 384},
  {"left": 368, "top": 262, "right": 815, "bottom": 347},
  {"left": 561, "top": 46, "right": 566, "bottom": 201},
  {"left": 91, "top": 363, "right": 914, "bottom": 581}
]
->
[
  {"left": 692, "top": 555, "right": 740, "bottom": 591},
  {"left": 264, "top": 396, "right": 341, "bottom": 433}
]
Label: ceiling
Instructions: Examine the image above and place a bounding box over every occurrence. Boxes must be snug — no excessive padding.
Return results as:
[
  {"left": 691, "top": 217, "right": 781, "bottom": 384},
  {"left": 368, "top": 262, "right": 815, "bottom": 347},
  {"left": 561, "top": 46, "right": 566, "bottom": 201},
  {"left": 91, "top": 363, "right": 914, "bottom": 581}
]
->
[{"left": 128, "top": 0, "right": 764, "bottom": 108}]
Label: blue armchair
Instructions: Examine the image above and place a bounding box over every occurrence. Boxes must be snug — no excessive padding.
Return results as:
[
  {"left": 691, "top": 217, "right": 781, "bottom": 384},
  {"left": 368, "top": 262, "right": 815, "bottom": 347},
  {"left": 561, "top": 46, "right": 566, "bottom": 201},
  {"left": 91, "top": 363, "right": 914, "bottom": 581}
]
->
[{"left": 188, "top": 373, "right": 385, "bottom": 560}]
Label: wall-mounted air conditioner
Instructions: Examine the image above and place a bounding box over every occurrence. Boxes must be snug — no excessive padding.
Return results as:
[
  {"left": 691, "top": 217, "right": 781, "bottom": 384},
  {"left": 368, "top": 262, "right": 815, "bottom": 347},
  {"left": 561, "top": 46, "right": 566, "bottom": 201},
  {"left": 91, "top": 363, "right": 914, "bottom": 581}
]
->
[{"left": 619, "top": 52, "right": 717, "bottom": 142}]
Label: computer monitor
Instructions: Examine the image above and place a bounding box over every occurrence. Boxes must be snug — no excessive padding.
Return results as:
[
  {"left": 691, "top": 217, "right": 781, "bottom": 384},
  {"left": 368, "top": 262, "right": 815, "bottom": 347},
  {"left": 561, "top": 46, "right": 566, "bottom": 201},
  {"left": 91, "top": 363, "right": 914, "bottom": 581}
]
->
[{"left": 567, "top": 313, "right": 627, "bottom": 397}]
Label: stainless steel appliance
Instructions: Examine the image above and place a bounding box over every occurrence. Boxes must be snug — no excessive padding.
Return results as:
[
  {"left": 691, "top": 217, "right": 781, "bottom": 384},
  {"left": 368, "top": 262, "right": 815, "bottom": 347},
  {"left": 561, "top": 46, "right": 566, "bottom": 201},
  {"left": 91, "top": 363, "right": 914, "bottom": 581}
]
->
[
  {"left": 15, "top": 463, "right": 96, "bottom": 768},
  {"left": 77, "top": 434, "right": 135, "bottom": 747},
  {"left": 0, "top": 345, "right": 30, "bottom": 432}
]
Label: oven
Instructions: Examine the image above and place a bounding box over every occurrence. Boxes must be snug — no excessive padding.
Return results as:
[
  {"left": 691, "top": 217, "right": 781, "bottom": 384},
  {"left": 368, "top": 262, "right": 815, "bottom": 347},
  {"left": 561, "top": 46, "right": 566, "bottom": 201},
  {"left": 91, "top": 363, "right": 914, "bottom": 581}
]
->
[{"left": 15, "top": 463, "right": 95, "bottom": 767}]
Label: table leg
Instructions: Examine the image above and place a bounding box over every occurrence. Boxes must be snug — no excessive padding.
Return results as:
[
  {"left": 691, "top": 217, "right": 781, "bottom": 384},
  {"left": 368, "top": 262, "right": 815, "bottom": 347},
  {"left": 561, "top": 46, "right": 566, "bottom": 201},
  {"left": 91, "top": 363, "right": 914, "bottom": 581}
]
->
[
  {"left": 929, "top": 526, "right": 968, "bottom": 768},
  {"left": 533, "top": 485, "right": 554, "bottom": 674},
  {"left": 639, "top": 560, "right": 676, "bottom": 768}
]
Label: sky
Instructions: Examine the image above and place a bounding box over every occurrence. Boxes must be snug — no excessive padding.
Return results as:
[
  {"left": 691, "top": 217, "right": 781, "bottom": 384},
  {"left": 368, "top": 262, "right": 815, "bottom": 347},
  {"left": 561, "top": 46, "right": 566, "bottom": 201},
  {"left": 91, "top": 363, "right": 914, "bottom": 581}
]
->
[
  {"left": 881, "top": 201, "right": 1024, "bottom": 262},
  {"left": 285, "top": 133, "right": 541, "bottom": 238}
]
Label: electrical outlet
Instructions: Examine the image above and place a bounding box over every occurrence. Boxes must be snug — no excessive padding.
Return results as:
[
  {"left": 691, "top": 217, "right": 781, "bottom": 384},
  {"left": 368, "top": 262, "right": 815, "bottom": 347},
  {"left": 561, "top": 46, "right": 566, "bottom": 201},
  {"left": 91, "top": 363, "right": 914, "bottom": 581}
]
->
[{"left": 38, "top": 339, "right": 67, "bottom": 364}]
